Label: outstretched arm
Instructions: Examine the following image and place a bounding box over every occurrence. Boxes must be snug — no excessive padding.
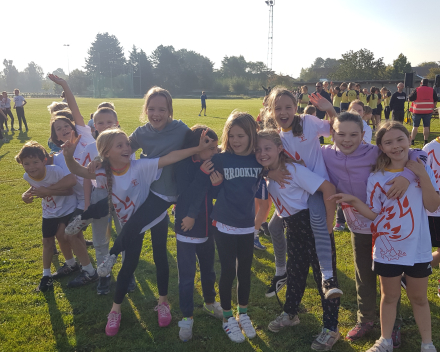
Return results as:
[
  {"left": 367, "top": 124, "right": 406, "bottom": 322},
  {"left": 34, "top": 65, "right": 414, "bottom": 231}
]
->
[
  {"left": 62, "top": 131, "right": 96, "bottom": 179},
  {"left": 328, "top": 193, "right": 378, "bottom": 221},
  {"left": 30, "top": 174, "right": 76, "bottom": 198}
]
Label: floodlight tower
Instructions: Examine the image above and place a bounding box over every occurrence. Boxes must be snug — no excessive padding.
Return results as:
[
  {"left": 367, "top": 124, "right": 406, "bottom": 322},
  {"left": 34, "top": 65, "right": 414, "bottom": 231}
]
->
[{"left": 265, "top": 0, "right": 275, "bottom": 71}]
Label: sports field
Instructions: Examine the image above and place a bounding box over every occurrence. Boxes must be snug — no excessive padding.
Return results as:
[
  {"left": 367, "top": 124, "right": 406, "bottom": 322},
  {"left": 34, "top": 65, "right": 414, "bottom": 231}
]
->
[{"left": 0, "top": 98, "right": 439, "bottom": 352}]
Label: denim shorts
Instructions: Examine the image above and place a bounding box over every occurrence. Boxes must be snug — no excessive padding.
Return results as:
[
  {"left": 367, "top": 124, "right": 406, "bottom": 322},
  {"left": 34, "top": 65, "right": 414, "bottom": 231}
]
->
[{"left": 412, "top": 113, "right": 432, "bottom": 127}]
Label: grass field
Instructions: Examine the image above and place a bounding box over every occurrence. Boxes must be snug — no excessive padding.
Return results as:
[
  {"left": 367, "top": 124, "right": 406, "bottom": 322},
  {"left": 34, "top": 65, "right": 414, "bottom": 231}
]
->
[{"left": 0, "top": 98, "right": 439, "bottom": 352}]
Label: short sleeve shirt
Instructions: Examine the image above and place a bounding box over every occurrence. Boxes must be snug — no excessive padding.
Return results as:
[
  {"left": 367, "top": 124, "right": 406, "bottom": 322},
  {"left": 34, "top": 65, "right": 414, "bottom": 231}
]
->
[{"left": 13, "top": 95, "right": 25, "bottom": 107}]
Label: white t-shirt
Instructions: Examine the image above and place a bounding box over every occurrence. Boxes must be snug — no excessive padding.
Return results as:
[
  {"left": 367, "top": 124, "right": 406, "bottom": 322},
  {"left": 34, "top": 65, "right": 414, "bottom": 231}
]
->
[
  {"left": 267, "top": 163, "right": 325, "bottom": 217},
  {"left": 13, "top": 95, "right": 25, "bottom": 107},
  {"left": 363, "top": 120, "right": 372, "bottom": 144},
  {"left": 95, "top": 158, "right": 166, "bottom": 232},
  {"left": 53, "top": 124, "right": 95, "bottom": 209},
  {"left": 1, "top": 97, "right": 10, "bottom": 109},
  {"left": 280, "top": 114, "right": 330, "bottom": 180},
  {"left": 213, "top": 221, "right": 254, "bottom": 235},
  {"left": 423, "top": 137, "right": 440, "bottom": 216},
  {"left": 367, "top": 166, "right": 437, "bottom": 266},
  {"left": 23, "top": 165, "right": 77, "bottom": 219}
]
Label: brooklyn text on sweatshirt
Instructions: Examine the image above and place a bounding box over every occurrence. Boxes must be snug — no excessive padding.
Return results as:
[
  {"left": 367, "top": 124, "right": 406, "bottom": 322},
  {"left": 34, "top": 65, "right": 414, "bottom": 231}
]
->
[{"left": 223, "top": 167, "right": 261, "bottom": 180}]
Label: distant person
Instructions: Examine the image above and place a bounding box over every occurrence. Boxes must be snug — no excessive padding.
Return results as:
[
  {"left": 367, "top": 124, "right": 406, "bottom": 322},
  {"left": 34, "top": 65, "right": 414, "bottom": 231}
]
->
[
  {"left": 0, "top": 109, "right": 8, "bottom": 142},
  {"left": 310, "top": 82, "right": 332, "bottom": 143},
  {"left": 331, "top": 86, "right": 342, "bottom": 114},
  {"left": 304, "top": 105, "right": 317, "bottom": 116},
  {"left": 381, "top": 87, "right": 392, "bottom": 120},
  {"left": 356, "top": 84, "right": 368, "bottom": 106},
  {"left": 297, "top": 85, "right": 309, "bottom": 113},
  {"left": 61, "top": 91, "right": 67, "bottom": 103},
  {"left": 13, "top": 88, "right": 28, "bottom": 131},
  {"left": 2, "top": 91, "right": 15, "bottom": 131},
  {"left": 409, "top": 78, "right": 438, "bottom": 145},
  {"left": 390, "top": 82, "right": 406, "bottom": 123},
  {"left": 199, "top": 91, "right": 207, "bottom": 116}
]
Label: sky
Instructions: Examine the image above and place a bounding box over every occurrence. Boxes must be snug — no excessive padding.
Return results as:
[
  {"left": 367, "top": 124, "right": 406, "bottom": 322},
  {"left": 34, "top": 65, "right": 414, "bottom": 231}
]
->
[{"left": 5, "top": 0, "right": 440, "bottom": 78}]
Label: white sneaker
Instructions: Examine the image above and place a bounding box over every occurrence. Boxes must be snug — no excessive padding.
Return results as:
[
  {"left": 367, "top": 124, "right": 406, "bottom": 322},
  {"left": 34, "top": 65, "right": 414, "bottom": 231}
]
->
[
  {"left": 237, "top": 313, "right": 256, "bottom": 339},
  {"left": 178, "top": 318, "right": 193, "bottom": 342},
  {"left": 268, "top": 312, "right": 300, "bottom": 332},
  {"left": 203, "top": 302, "right": 223, "bottom": 319},
  {"left": 97, "top": 254, "right": 117, "bottom": 277},
  {"left": 65, "top": 215, "right": 91, "bottom": 235},
  {"left": 223, "top": 317, "right": 245, "bottom": 343}
]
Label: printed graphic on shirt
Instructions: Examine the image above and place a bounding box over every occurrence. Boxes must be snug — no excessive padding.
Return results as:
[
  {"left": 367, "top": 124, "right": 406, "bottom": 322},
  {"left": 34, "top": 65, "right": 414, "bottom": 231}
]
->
[
  {"left": 423, "top": 139, "right": 440, "bottom": 215},
  {"left": 223, "top": 167, "right": 261, "bottom": 180},
  {"left": 342, "top": 203, "right": 369, "bottom": 232}
]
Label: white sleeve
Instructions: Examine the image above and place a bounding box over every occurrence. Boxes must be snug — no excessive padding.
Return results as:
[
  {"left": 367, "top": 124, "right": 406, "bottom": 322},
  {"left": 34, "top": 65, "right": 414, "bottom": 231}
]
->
[
  {"left": 366, "top": 175, "right": 383, "bottom": 213},
  {"left": 95, "top": 169, "right": 107, "bottom": 189},
  {"left": 289, "top": 163, "right": 325, "bottom": 195},
  {"left": 53, "top": 154, "right": 72, "bottom": 176},
  {"left": 307, "top": 115, "right": 330, "bottom": 138},
  {"left": 138, "top": 158, "right": 161, "bottom": 184},
  {"left": 76, "top": 124, "right": 95, "bottom": 145},
  {"left": 425, "top": 165, "right": 439, "bottom": 191},
  {"left": 364, "top": 127, "right": 372, "bottom": 144}
]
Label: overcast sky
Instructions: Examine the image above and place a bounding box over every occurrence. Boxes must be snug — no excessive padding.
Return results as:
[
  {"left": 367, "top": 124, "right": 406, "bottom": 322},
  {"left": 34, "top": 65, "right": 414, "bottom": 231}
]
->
[{"left": 5, "top": 0, "right": 440, "bottom": 78}]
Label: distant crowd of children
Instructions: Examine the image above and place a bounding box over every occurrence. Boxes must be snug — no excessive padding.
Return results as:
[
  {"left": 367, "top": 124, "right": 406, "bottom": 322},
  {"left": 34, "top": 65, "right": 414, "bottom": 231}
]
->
[{"left": 12, "top": 75, "right": 440, "bottom": 351}]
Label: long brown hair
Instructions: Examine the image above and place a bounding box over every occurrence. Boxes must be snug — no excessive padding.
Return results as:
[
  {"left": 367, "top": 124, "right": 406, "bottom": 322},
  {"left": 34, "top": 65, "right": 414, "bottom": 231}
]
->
[
  {"left": 50, "top": 115, "right": 78, "bottom": 147},
  {"left": 221, "top": 110, "right": 258, "bottom": 155}
]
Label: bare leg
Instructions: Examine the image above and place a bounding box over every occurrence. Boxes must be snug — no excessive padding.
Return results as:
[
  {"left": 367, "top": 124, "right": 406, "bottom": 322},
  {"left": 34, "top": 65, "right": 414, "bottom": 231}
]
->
[
  {"left": 379, "top": 276, "right": 401, "bottom": 339},
  {"left": 411, "top": 126, "right": 419, "bottom": 142},
  {"left": 406, "top": 276, "right": 431, "bottom": 343},
  {"left": 431, "top": 248, "right": 440, "bottom": 267},
  {"left": 55, "top": 224, "right": 74, "bottom": 260},
  {"left": 65, "top": 230, "right": 91, "bottom": 266},
  {"left": 254, "top": 198, "right": 271, "bottom": 232},
  {"left": 423, "top": 126, "right": 430, "bottom": 141},
  {"left": 42, "top": 237, "right": 55, "bottom": 270}
]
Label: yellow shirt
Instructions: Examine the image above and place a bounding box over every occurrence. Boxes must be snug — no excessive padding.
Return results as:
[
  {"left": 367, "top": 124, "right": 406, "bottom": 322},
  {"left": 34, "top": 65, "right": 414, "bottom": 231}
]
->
[
  {"left": 383, "top": 93, "right": 391, "bottom": 107},
  {"left": 347, "top": 90, "right": 358, "bottom": 102},
  {"left": 333, "top": 93, "right": 342, "bottom": 108},
  {"left": 299, "top": 93, "right": 309, "bottom": 108},
  {"left": 359, "top": 92, "right": 368, "bottom": 105},
  {"left": 340, "top": 90, "right": 349, "bottom": 103},
  {"left": 368, "top": 94, "right": 378, "bottom": 109}
]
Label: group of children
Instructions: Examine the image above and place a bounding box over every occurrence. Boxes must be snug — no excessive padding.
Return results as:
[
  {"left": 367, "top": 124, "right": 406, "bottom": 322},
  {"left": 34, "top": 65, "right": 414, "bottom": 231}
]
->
[
  {"left": 14, "top": 76, "right": 440, "bottom": 351},
  {"left": 0, "top": 89, "right": 29, "bottom": 141}
]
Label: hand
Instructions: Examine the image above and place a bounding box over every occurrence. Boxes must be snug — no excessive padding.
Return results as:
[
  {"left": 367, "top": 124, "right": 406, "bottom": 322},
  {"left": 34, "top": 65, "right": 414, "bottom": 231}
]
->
[
  {"left": 386, "top": 175, "right": 410, "bottom": 199},
  {"left": 200, "top": 159, "right": 214, "bottom": 174},
  {"left": 181, "top": 216, "right": 195, "bottom": 232},
  {"left": 210, "top": 170, "right": 223, "bottom": 186},
  {"left": 22, "top": 190, "right": 34, "bottom": 203},
  {"left": 327, "top": 193, "right": 357, "bottom": 205},
  {"left": 406, "top": 158, "right": 427, "bottom": 179},
  {"left": 88, "top": 160, "right": 102, "bottom": 174},
  {"left": 197, "top": 129, "right": 214, "bottom": 152},
  {"left": 47, "top": 74, "right": 67, "bottom": 87},
  {"left": 61, "top": 131, "right": 81, "bottom": 159},
  {"left": 268, "top": 168, "right": 292, "bottom": 187},
  {"left": 30, "top": 186, "right": 49, "bottom": 198},
  {"left": 309, "top": 93, "right": 333, "bottom": 112}
]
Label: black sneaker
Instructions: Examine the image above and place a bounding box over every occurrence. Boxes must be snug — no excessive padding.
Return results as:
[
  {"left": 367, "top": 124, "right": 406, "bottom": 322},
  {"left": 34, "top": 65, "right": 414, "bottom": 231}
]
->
[
  {"left": 37, "top": 276, "right": 53, "bottom": 292},
  {"left": 67, "top": 270, "right": 99, "bottom": 288},
  {"left": 322, "top": 277, "right": 343, "bottom": 299},
  {"left": 266, "top": 273, "right": 287, "bottom": 297},
  {"left": 260, "top": 222, "right": 271, "bottom": 237},
  {"left": 85, "top": 240, "right": 94, "bottom": 247},
  {"left": 127, "top": 275, "right": 136, "bottom": 293},
  {"left": 97, "top": 276, "right": 111, "bottom": 295},
  {"left": 52, "top": 262, "right": 80, "bottom": 279}
]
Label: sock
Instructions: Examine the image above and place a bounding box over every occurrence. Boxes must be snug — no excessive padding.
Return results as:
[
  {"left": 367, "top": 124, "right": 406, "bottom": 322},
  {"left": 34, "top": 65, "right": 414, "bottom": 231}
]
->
[
  {"left": 65, "top": 258, "right": 76, "bottom": 267},
  {"left": 223, "top": 310, "right": 233, "bottom": 320},
  {"left": 82, "top": 263, "right": 95, "bottom": 275},
  {"left": 254, "top": 229, "right": 259, "bottom": 239},
  {"left": 380, "top": 337, "right": 392, "bottom": 346},
  {"left": 275, "top": 266, "right": 286, "bottom": 276},
  {"left": 238, "top": 306, "right": 247, "bottom": 315},
  {"left": 321, "top": 271, "right": 333, "bottom": 281},
  {"left": 422, "top": 342, "right": 434, "bottom": 350},
  {"left": 43, "top": 268, "right": 52, "bottom": 277}
]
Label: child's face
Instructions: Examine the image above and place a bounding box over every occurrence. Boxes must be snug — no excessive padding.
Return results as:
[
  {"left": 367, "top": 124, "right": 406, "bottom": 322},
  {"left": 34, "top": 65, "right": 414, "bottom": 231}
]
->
[
  {"left": 378, "top": 129, "right": 410, "bottom": 163},
  {"left": 349, "top": 103, "right": 364, "bottom": 118},
  {"left": 198, "top": 140, "right": 218, "bottom": 161},
  {"left": 2, "top": 92, "right": 6, "bottom": 99},
  {"left": 255, "top": 137, "right": 283, "bottom": 169},
  {"left": 94, "top": 112, "right": 118, "bottom": 134},
  {"left": 22, "top": 156, "right": 46, "bottom": 179},
  {"left": 14, "top": 90, "right": 19, "bottom": 95},
  {"left": 147, "top": 95, "right": 170, "bottom": 131},
  {"left": 363, "top": 89, "right": 368, "bottom": 95},
  {"left": 105, "top": 134, "right": 132, "bottom": 165},
  {"left": 53, "top": 120, "right": 73, "bottom": 143},
  {"left": 332, "top": 121, "right": 365, "bottom": 155},
  {"left": 363, "top": 113, "right": 372, "bottom": 121},
  {"left": 274, "top": 94, "right": 297, "bottom": 130},
  {"left": 228, "top": 125, "right": 250, "bottom": 156}
]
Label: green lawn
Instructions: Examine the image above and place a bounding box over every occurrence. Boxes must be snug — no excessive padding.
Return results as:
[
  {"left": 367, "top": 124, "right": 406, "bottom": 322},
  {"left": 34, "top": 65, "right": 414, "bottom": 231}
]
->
[{"left": 0, "top": 98, "right": 439, "bottom": 352}]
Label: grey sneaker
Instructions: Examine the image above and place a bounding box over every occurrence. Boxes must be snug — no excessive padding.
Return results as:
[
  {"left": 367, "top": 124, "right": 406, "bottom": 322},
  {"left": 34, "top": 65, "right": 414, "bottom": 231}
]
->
[
  {"left": 97, "top": 276, "right": 111, "bottom": 295},
  {"left": 237, "top": 313, "right": 256, "bottom": 339},
  {"left": 67, "top": 270, "right": 99, "bottom": 288},
  {"left": 52, "top": 262, "right": 80, "bottom": 279},
  {"left": 366, "top": 337, "right": 393, "bottom": 352},
  {"left": 203, "top": 302, "right": 223, "bottom": 319},
  {"left": 421, "top": 343, "right": 437, "bottom": 351},
  {"left": 178, "top": 318, "right": 194, "bottom": 342},
  {"left": 127, "top": 275, "right": 136, "bottom": 293},
  {"left": 311, "top": 328, "right": 340, "bottom": 351},
  {"left": 268, "top": 312, "right": 300, "bottom": 332},
  {"left": 65, "top": 215, "right": 92, "bottom": 236},
  {"left": 97, "top": 254, "right": 117, "bottom": 277}
]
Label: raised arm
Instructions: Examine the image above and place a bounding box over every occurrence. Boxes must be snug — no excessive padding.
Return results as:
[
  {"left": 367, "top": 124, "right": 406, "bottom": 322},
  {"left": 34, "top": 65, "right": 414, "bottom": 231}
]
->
[
  {"left": 48, "top": 74, "right": 85, "bottom": 126},
  {"left": 62, "top": 131, "right": 96, "bottom": 179}
]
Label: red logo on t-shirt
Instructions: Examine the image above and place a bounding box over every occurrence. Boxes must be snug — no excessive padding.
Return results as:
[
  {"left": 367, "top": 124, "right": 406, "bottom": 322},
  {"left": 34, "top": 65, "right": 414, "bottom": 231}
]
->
[
  {"left": 131, "top": 179, "right": 139, "bottom": 187},
  {"left": 299, "top": 134, "right": 307, "bottom": 142}
]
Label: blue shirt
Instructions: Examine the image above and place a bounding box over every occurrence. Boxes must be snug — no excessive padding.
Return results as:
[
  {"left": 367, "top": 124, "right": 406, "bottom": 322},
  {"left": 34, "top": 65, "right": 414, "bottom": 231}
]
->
[{"left": 201, "top": 94, "right": 207, "bottom": 104}]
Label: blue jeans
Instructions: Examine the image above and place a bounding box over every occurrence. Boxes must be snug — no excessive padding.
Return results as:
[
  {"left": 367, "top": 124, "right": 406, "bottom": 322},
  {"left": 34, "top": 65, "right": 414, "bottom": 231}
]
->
[
  {"left": 177, "top": 236, "right": 216, "bottom": 317},
  {"left": 412, "top": 113, "right": 432, "bottom": 128}
]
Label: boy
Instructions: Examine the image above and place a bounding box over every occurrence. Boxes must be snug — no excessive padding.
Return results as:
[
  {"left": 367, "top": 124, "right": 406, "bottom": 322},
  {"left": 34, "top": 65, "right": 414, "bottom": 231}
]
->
[
  {"left": 199, "top": 91, "right": 207, "bottom": 116},
  {"left": 13, "top": 89, "right": 28, "bottom": 131},
  {"left": 17, "top": 141, "right": 77, "bottom": 292}
]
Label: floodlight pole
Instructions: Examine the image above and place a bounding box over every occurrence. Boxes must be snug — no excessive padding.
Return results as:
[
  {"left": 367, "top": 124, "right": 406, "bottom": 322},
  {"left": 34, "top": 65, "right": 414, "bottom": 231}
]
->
[
  {"left": 265, "top": 1, "right": 275, "bottom": 71},
  {"left": 63, "top": 44, "right": 70, "bottom": 76}
]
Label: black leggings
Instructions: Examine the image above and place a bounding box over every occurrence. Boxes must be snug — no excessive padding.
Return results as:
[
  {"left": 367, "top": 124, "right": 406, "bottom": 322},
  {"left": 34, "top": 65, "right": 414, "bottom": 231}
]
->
[
  {"left": 16, "top": 106, "right": 28, "bottom": 130},
  {"left": 2, "top": 108, "right": 14, "bottom": 128},
  {"left": 114, "top": 214, "right": 170, "bottom": 303},
  {"left": 384, "top": 106, "right": 391, "bottom": 120},
  {"left": 213, "top": 228, "right": 254, "bottom": 311}
]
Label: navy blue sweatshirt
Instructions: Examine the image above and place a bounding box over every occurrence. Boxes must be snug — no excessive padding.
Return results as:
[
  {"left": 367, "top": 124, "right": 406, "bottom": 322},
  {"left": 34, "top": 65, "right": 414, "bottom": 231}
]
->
[{"left": 174, "top": 156, "right": 220, "bottom": 238}]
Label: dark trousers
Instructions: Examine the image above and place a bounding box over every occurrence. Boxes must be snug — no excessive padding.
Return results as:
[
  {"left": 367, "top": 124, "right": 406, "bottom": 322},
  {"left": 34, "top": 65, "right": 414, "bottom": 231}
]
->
[
  {"left": 177, "top": 236, "right": 216, "bottom": 317},
  {"left": 392, "top": 110, "right": 404, "bottom": 123},
  {"left": 384, "top": 106, "right": 391, "bottom": 120},
  {"left": 2, "top": 108, "right": 14, "bottom": 128},
  {"left": 336, "top": 204, "right": 346, "bottom": 224},
  {"left": 284, "top": 210, "right": 340, "bottom": 331},
  {"left": 114, "top": 214, "right": 170, "bottom": 304},
  {"left": 16, "top": 106, "right": 28, "bottom": 130},
  {"left": 214, "top": 228, "right": 254, "bottom": 311}
]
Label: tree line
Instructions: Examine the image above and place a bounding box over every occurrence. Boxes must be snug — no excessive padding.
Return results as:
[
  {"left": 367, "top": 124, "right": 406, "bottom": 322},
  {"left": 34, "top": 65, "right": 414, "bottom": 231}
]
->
[{"left": 1, "top": 33, "right": 439, "bottom": 97}]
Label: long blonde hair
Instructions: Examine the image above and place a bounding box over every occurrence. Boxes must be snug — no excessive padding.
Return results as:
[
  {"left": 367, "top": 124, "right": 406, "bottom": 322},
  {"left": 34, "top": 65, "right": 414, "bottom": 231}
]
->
[
  {"left": 257, "top": 129, "right": 298, "bottom": 171},
  {"left": 221, "top": 110, "right": 258, "bottom": 155},
  {"left": 373, "top": 121, "right": 410, "bottom": 173},
  {"left": 96, "top": 128, "right": 130, "bottom": 238}
]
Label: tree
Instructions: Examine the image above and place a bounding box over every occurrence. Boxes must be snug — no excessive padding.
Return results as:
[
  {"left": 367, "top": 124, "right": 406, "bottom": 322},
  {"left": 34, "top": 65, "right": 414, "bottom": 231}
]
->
[
  {"left": 219, "top": 56, "right": 248, "bottom": 78},
  {"left": 418, "top": 61, "right": 439, "bottom": 69},
  {"left": 128, "top": 45, "right": 154, "bottom": 96},
  {"left": 2, "top": 59, "right": 19, "bottom": 91},
  {"left": 150, "top": 45, "right": 182, "bottom": 92},
  {"left": 68, "top": 69, "right": 90, "bottom": 95},
  {"left": 323, "top": 58, "right": 340, "bottom": 69},
  {"left": 390, "top": 54, "right": 412, "bottom": 79},
  {"left": 177, "top": 49, "right": 214, "bottom": 90},
  {"left": 311, "top": 57, "right": 325, "bottom": 69},
  {"left": 427, "top": 67, "right": 440, "bottom": 80},
  {"left": 329, "top": 49, "right": 387, "bottom": 80},
  {"left": 23, "top": 61, "right": 44, "bottom": 92}
]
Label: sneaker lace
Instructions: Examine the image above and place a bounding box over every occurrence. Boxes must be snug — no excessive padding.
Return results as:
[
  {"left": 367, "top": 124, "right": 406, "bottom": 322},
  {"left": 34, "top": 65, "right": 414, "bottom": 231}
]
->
[
  {"left": 107, "top": 312, "right": 120, "bottom": 328},
  {"left": 315, "top": 329, "right": 331, "bottom": 344},
  {"left": 154, "top": 304, "right": 170, "bottom": 318}
]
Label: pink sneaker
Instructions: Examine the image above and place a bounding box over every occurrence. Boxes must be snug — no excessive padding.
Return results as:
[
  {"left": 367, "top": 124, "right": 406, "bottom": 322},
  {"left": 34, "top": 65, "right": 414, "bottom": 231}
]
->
[
  {"left": 105, "top": 311, "right": 121, "bottom": 336},
  {"left": 154, "top": 302, "right": 172, "bottom": 327}
]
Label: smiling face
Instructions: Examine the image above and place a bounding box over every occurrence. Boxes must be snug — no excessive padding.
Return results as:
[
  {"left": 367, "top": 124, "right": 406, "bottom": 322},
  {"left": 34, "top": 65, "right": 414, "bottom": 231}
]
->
[
  {"left": 22, "top": 156, "right": 46, "bottom": 179},
  {"left": 94, "top": 112, "right": 118, "bottom": 134},
  {"left": 53, "top": 119, "right": 74, "bottom": 143},
  {"left": 274, "top": 94, "right": 297, "bottom": 130},
  {"left": 228, "top": 125, "right": 250, "bottom": 156},
  {"left": 378, "top": 128, "right": 410, "bottom": 165},
  {"left": 105, "top": 134, "right": 132, "bottom": 167},
  {"left": 147, "top": 95, "right": 171, "bottom": 131},
  {"left": 332, "top": 120, "right": 365, "bottom": 155},
  {"left": 255, "top": 137, "right": 283, "bottom": 169}
]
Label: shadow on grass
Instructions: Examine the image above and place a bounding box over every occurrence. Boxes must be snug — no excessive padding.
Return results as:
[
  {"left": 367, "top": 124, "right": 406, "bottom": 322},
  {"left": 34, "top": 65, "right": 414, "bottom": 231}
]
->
[
  {"left": 44, "top": 290, "right": 72, "bottom": 352},
  {"left": 0, "top": 151, "right": 10, "bottom": 160},
  {"left": 17, "top": 131, "right": 31, "bottom": 144}
]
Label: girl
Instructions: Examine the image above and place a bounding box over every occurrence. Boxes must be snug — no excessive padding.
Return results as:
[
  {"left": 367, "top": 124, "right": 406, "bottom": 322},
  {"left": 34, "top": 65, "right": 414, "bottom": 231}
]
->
[
  {"left": 367, "top": 86, "right": 379, "bottom": 130},
  {"left": 61, "top": 127, "right": 214, "bottom": 336},
  {"left": 263, "top": 88, "right": 342, "bottom": 300},
  {"left": 330, "top": 121, "right": 438, "bottom": 352},
  {"left": 332, "top": 86, "right": 342, "bottom": 114},
  {"left": 375, "top": 87, "right": 383, "bottom": 123},
  {"left": 321, "top": 112, "right": 427, "bottom": 346},
  {"left": 339, "top": 82, "right": 349, "bottom": 112},
  {"left": 297, "top": 85, "right": 309, "bottom": 113},
  {"left": 256, "top": 129, "right": 340, "bottom": 350},
  {"left": 357, "top": 84, "right": 368, "bottom": 106},
  {"left": 197, "top": 111, "right": 261, "bottom": 343},
  {"left": 346, "top": 82, "right": 359, "bottom": 103},
  {"left": 381, "top": 87, "right": 391, "bottom": 120},
  {"left": 348, "top": 100, "right": 372, "bottom": 144},
  {"left": 174, "top": 125, "right": 223, "bottom": 342}
]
